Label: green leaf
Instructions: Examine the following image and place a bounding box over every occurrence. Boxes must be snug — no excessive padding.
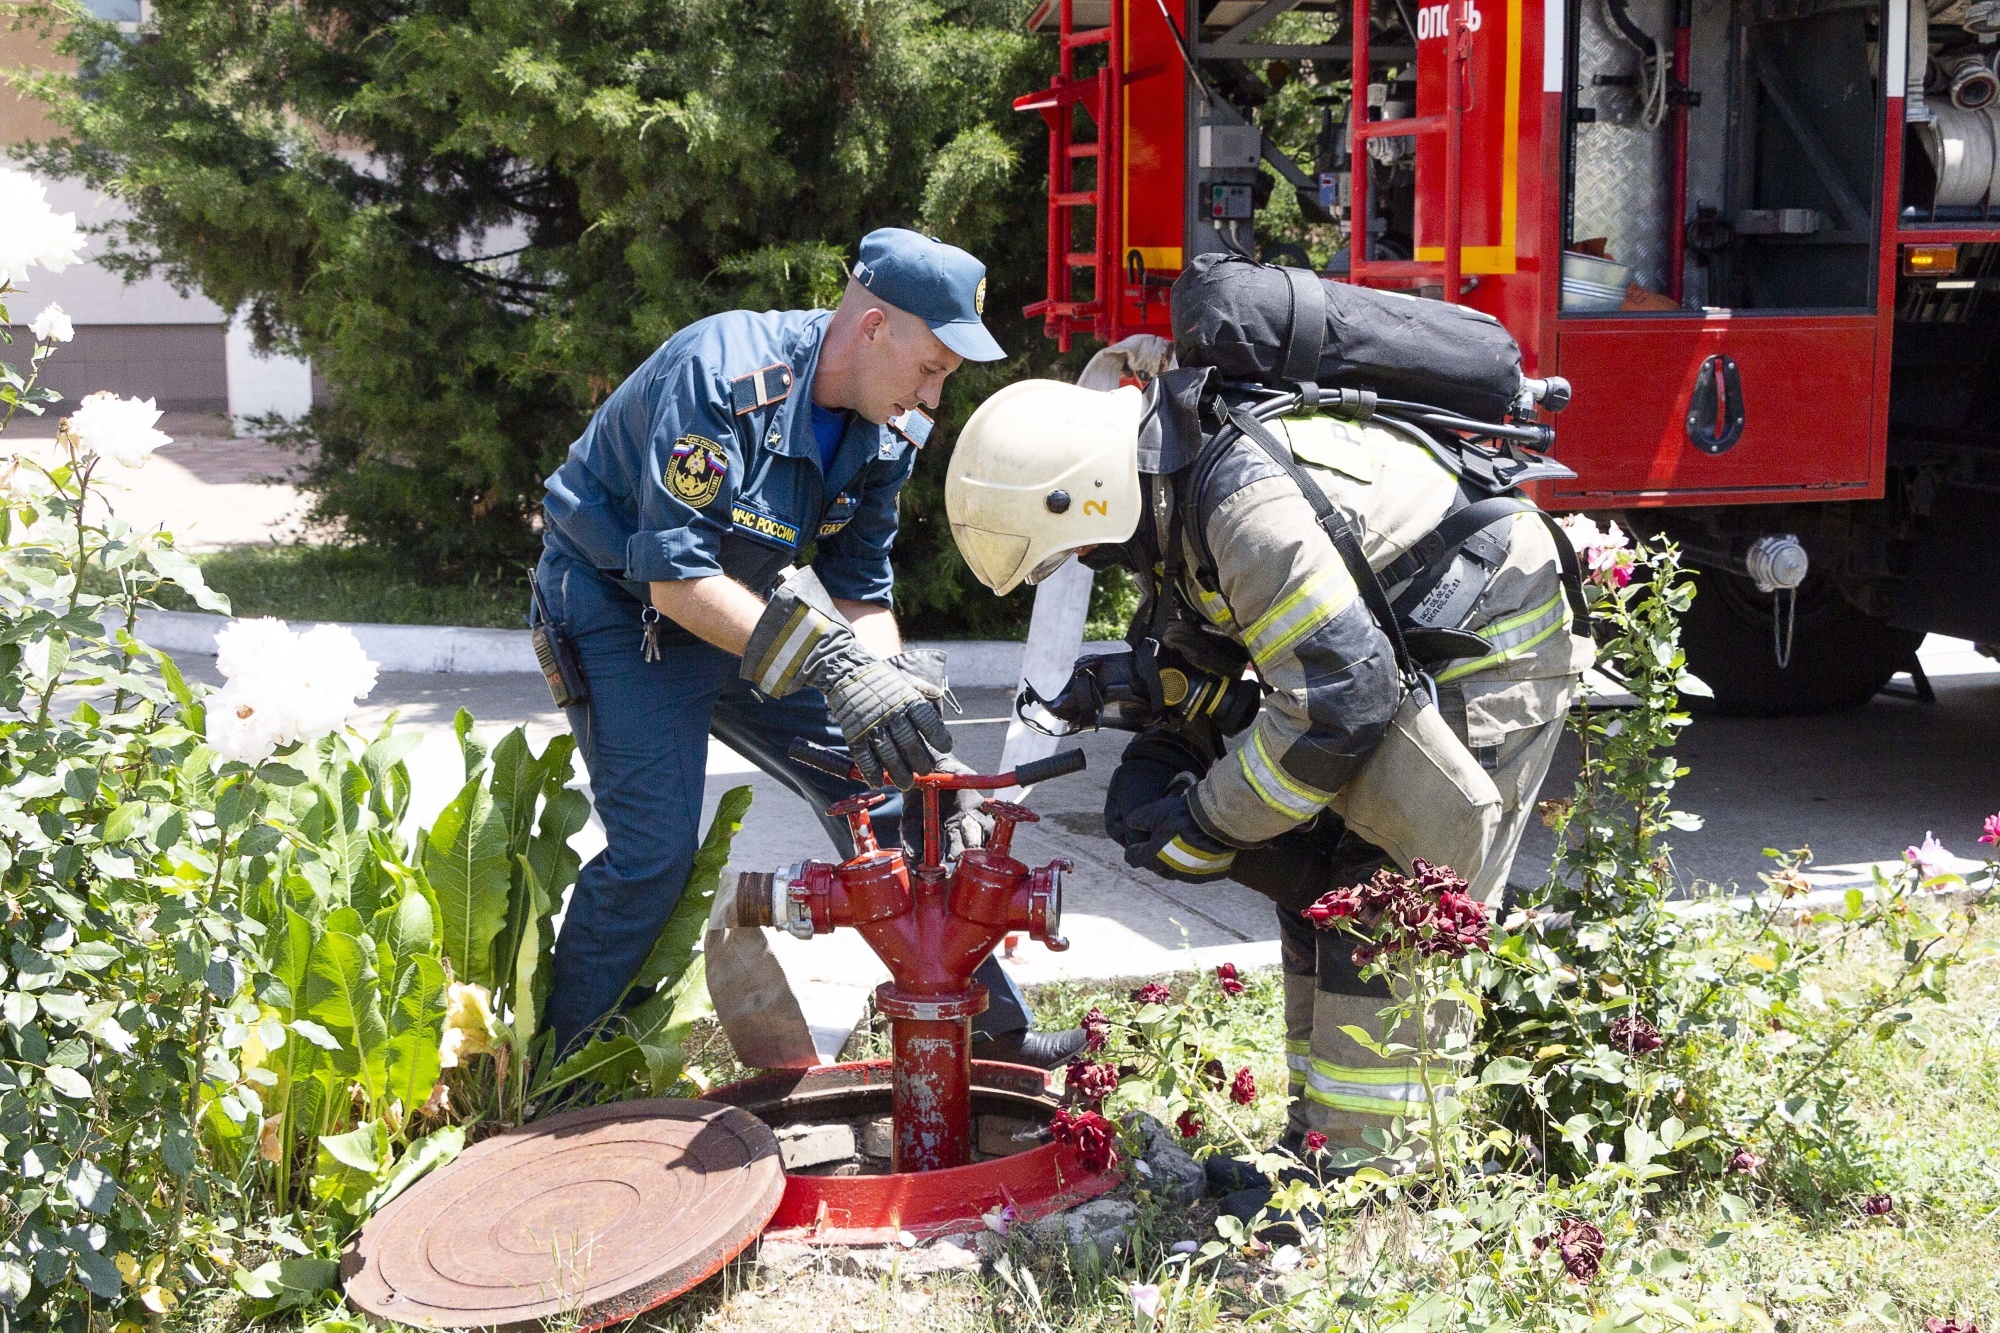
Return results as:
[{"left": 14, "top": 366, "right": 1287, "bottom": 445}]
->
[
  {"left": 46, "top": 1065, "right": 92, "bottom": 1099},
  {"left": 65, "top": 1156, "right": 116, "bottom": 1213},
  {"left": 423, "top": 776, "right": 510, "bottom": 990},
  {"left": 101, "top": 799, "right": 146, "bottom": 842},
  {"left": 234, "top": 1256, "right": 339, "bottom": 1313},
  {"left": 373, "top": 887, "right": 436, "bottom": 976},
  {"left": 362, "top": 1125, "right": 465, "bottom": 1216},
  {"left": 305, "top": 931, "right": 388, "bottom": 1105},
  {"left": 1479, "top": 1056, "right": 1536, "bottom": 1086},
  {"left": 454, "top": 707, "right": 488, "bottom": 781},
  {"left": 290, "top": 1019, "right": 343, "bottom": 1051},
  {"left": 146, "top": 545, "right": 232, "bottom": 612},
  {"left": 488, "top": 727, "right": 545, "bottom": 856},
  {"left": 319, "top": 1120, "right": 387, "bottom": 1174},
  {"left": 72, "top": 1248, "right": 122, "bottom": 1299}
]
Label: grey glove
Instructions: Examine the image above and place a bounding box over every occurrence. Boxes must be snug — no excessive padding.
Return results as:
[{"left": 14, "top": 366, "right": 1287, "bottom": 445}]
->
[
  {"left": 742, "top": 568, "right": 953, "bottom": 788},
  {"left": 888, "top": 648, "right": 954, "bottom": 709},
  {"left": 933, "top": 755, "right": 993, "bottom": 858}
]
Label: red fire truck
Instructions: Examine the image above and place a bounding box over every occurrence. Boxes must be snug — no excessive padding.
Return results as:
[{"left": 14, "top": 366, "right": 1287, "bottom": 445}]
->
[{"left": 1015, "top": 0, "right": 2000, "bottom": 713}]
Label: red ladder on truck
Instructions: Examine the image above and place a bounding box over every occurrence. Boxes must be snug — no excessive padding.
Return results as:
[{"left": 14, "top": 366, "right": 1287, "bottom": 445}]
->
[
  {"left": 1350, "top": 0, "right": 1476, "bottom": 302},
  {"left": 1012, "top": 0, "right": 1124, "bottom": 351}
]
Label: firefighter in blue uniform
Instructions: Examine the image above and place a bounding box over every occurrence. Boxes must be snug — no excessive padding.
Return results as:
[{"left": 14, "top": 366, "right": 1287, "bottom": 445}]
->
[{"left": 535, "top": 228, "right": 1085, "bottom": 1067}]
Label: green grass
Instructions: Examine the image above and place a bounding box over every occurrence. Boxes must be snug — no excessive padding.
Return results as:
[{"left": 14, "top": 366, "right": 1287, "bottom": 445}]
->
[{"left": 160, "top": 544, "right": 534, "bottom": 629}]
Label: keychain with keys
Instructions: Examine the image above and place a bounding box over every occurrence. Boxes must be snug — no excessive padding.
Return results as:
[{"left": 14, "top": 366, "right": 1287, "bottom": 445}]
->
[{"left": 640, "top": 606, "right": 664, "bottom": 662}]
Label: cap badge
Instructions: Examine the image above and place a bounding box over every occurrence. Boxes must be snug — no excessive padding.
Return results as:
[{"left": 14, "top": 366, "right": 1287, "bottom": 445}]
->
[{"left": 974, "top": 278, "right": 987, "bottom": 315}]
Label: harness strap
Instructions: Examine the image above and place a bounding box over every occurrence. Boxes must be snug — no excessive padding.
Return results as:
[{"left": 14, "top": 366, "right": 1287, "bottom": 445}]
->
[
  {"left": 1280, "top": 267, "right": 1327, "bottom": 384},
  {"left": 1226, "top": 405, "right": 1422, "bottom": 687}
]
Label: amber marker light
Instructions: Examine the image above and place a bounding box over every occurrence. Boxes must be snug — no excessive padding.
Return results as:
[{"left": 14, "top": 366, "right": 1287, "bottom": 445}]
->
[{"left": 1901, "top": 244, "right": 1961, "bottom": 276}]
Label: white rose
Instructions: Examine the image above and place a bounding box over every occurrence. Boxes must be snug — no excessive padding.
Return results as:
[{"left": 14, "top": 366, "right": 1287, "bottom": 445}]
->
[
  {"left": 0, "top": 169, "right": 86, "bottom": 287},
  {"left": 204, "top": 618, "right": 378, "bottom": 765},
  {"left": 66, "top": 392, "right": 171, "bottom": 468},
  {"left": 29, "top": 303, "right": 73, "bottom": 344}
]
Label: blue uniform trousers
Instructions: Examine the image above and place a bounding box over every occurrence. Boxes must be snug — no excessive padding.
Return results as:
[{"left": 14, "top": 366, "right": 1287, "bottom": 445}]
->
[{"left": 535, "top": 549, "right": 1031, "bottom": 1056}]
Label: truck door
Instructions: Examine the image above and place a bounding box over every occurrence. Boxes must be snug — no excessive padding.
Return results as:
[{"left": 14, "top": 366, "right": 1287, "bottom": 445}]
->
[{"left": 1550, "top": 0, "right": 1888, "bottom": 504}]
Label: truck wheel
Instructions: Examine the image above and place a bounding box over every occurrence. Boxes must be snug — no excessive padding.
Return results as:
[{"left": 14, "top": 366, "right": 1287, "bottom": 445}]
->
[{"left": 1679, "top": 565, "right": 1925, "bottom": 716}]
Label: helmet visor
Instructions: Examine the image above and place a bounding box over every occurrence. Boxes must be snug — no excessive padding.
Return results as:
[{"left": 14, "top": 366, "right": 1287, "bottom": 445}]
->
[{"left": 1023, "top": 549, "right": 1079, "bottom": 587}]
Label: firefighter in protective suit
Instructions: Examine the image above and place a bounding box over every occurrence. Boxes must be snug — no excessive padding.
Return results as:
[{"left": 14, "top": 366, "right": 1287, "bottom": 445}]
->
[{"left": 946, "top": 373, "right": 1591, "bottom": 1203}]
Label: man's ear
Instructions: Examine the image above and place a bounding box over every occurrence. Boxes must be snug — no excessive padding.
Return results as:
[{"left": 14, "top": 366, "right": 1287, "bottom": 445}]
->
[{"left": 855, "top": 306, "right": 890, "bottom": 344}]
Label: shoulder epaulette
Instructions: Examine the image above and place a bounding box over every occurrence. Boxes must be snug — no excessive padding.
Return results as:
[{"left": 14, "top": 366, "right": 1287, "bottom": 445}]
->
[
  {"left": 730, "top": 364, "right": 794, "bottom": 415},
  {"left": 888, "top": 408, "right": 933, "bottom": 449}
]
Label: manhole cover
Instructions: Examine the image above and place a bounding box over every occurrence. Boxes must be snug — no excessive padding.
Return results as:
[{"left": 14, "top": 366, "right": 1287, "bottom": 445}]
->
[{"left": 341, "top": 1098, "right": 783, "bottom": 1331}]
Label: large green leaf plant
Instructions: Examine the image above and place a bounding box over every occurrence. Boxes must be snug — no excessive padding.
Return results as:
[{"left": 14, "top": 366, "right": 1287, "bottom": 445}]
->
[{"left": 0, "top": 261, "right": 744, "bottom": 1330}]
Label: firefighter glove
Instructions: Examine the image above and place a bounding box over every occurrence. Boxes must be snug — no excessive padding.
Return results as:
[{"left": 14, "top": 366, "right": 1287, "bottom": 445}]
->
[
  {"left": 1122, "top": 789, "right": 1239, "bottom": 884},
  {"left": 1105, "top": 728, "right": 1213, "bottom": 849},
  {"left": 742, "top": 567, "right": 953, "bottom": 788}
]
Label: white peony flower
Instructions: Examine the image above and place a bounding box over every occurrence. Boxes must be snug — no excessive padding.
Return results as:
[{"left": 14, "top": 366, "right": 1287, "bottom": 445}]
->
[
  {"left": 0, "top": 169, "right": 86, "bottom": 287},
  {"left": 203, "top": 617, "right": 378, "bottom": 765},
  {"left": 67, "top": 392, "right": 172, "bottom": 468},
  {"left": 29, "top": 303, "right": 73, "bottom": 344}
]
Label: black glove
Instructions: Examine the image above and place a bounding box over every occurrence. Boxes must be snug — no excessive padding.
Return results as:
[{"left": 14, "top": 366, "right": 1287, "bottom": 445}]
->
[
  {"left": 1122, "top": 790, "right": 1238, "bottom": 884},
  {"left": 1105, "top": 728, "right": 1212, "bottom": 849},
  {"left": 741, "top": 568, "right": 952, "bottom": 788}
]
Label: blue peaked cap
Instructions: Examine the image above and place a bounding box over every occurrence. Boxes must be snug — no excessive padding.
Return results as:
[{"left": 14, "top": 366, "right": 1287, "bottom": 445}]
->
[{"left": 851, "top": 228, "right": 1006, "bottom": 363}]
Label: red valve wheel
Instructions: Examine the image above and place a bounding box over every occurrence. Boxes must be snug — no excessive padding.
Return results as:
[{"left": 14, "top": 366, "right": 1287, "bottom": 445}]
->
[{"left": 979, "top": 800, "right": 1039, "bottom": 824}]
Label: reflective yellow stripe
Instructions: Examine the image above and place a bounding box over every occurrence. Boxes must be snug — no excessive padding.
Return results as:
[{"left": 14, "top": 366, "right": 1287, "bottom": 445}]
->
[
  {"left": 1159, "top": 836, "right": 1235, "bottom": 874},
  {"left": 1481, "top": 590, "right": 1565, "bottom": 641},
  {"left": 1302, "top": 1085, "right": 1428, "bottom": 1116},
  {"left": 1286, "top": 1041, "right": 1310, "bottom": 1089},
  {"left": 1193, "top": 585, "right": 1235, "bottom": 627},
  {"left": 1237, "top": 729, "right": 1330, "bottom": 822},
  {"left": 1243, "top": 564, "right": 1353, "bottom": 668},
  {"left": 1433, "top": 593, "right": 1568, "bottom": 684},
  {"left": 1310, "top": 1059, "right": 1422, "bottom": 1085}
]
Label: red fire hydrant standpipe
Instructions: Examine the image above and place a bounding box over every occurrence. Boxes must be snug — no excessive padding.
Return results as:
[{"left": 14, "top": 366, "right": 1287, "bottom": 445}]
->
[{"left": 734, "top": 739, "right": 1085, "bottom": 1173}]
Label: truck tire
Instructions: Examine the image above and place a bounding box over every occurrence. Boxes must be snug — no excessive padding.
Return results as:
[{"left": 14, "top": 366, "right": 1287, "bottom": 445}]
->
[{"left": 1680, "top": 565, "right": 1924, "bottom": 716}]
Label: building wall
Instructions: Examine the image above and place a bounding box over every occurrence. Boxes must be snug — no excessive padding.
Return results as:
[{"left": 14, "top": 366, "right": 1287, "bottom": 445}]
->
[
  {"left": 3, "top": 15, "right": 313, "bottom": 430},
  {"left": 9, "top": 323, "right": 230, "bottom": 414}
]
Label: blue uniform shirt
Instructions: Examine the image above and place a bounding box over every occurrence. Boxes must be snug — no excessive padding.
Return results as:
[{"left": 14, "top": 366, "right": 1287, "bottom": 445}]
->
[{"left": 541, "top": 309, "right": 927, "bottom": 636}]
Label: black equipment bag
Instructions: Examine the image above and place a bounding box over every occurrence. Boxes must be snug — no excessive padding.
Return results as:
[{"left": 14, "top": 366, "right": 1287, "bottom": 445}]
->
[{"left": 1169, "top": 252, "right": 1525, "bottom": 423}]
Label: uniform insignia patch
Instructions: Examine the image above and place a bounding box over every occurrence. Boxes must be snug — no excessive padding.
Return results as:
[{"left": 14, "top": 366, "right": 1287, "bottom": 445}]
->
[
  {"left": 667, "top": 435, "right": 728, "bottom": 508},
  {"left": 974, "top": 277, "right": 987, "bottom": 315},
  {"left": 731, "top": 501, "right": 800, "bottom": 548}
]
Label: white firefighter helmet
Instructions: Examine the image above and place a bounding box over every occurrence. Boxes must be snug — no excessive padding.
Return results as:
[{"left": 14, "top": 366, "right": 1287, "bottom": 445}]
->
[{"left": 946, "top": 379, "right": 1145, "bottom": 595}]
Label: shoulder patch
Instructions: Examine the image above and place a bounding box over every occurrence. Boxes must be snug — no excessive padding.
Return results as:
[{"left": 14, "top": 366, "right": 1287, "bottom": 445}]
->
[
  {"left": 730, "top": 363, "right": 794, "bottom": 416},
  {"left": 888, "top": 408, "right": 933, "bottom": 450},
  {"left": 667, "top": 434, "right": 728, "bottom": 508}
]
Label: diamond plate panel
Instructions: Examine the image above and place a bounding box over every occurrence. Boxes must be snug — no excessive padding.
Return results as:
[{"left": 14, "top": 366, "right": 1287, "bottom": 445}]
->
[{"left": 1571, "top": 0, "right": 1677, "bottom": 296}]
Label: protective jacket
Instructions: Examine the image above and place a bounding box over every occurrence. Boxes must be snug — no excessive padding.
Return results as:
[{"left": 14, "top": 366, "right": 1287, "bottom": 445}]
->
[{"left": 1110, "top": 371, "right": 1592, "bottom": 898}]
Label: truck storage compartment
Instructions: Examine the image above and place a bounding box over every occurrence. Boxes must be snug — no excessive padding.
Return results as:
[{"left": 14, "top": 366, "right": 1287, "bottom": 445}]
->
[{"left": 1553, "top": 316, "right": 1879, "bottom": 496}]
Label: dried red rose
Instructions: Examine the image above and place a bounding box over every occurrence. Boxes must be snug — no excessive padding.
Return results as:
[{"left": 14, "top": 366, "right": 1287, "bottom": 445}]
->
[
  {"left": 1726, "top": 1147, "right": 1764, "bottom": 1175},
  {"left": 1925, "top": 1318, "right": 1981, "bottom": 1333},
  {"left": 1534, "top": 1218, "right": 1606, "bottom": 1282},
  {"left": 1215, "top": 962, "right": 1247, "bottom": 997},
  {"left": 1175, "top": 1109, "right": 1202, "bottom": 1139},
  {"left": 1607, "top": 1014, "right": 1666, "bottom": 1055},
  {"left": 1199, "top": 1057, "right": 1226, "bottom": 1090},
  {"left": 1049, "top": 1106, "right": 1118, "bottom": 1173},
  {"left": 1230, "top": 1066, "right": 1257, "bottom": 1106},
  {"left": 1862, "top": 1193, "right": 1895, "bottom": 1217},
  {"left": 1082, "top": 1006, "right": 1111, "bottom": 1052},
  {"left": 1304, "top": 1130, "right": 1327, "bottom": 1153},
  {"left": 1302, "top": 861, "right": 1491, "bottom": 964},
  {"left": 1065, "top": 1059, "right": 1121, "bottom": 1105},
  {"left": 1131, "top": 982, "right": 1172, "bottom": 1006}
]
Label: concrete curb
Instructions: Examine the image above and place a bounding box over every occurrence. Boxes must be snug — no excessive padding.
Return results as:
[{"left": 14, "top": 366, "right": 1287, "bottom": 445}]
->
[{"left": 128, "top": 608, "right": 1118, "bottom": 687}]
